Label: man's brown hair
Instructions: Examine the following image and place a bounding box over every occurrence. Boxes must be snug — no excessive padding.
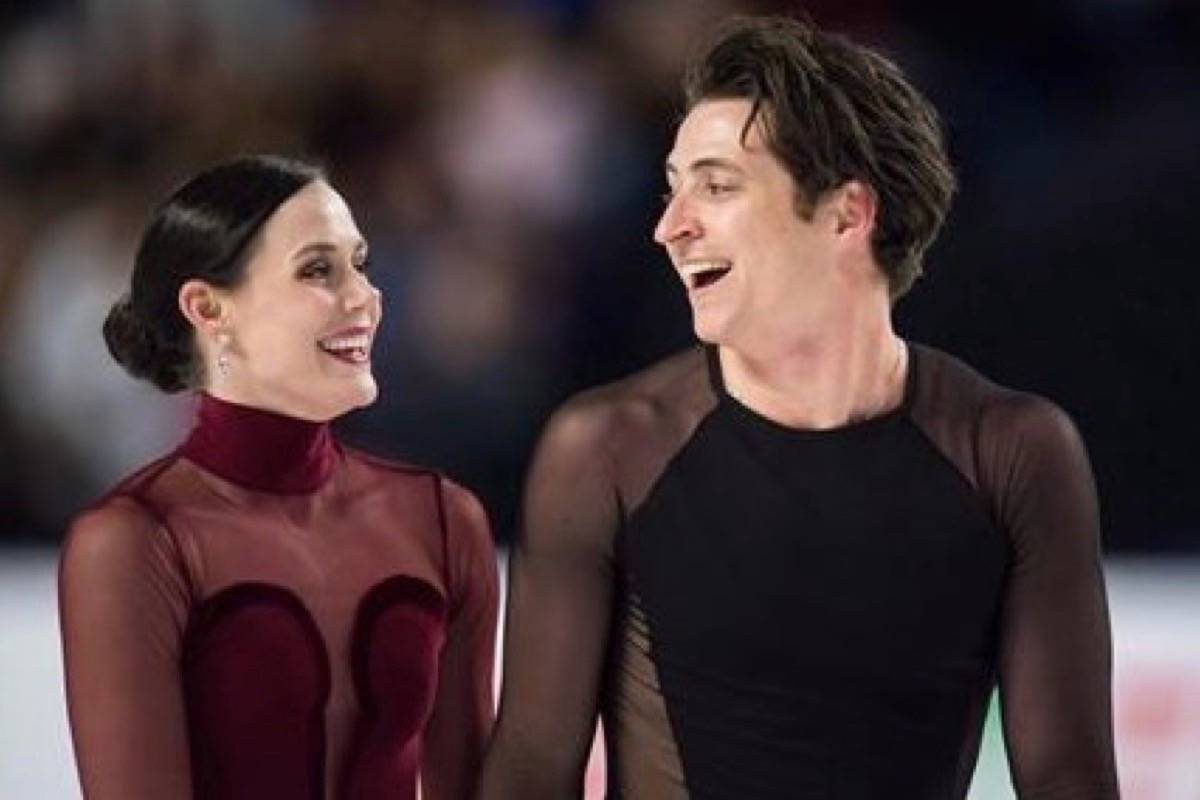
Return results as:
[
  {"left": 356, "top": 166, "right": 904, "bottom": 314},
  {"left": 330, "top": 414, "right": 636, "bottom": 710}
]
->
[{"left": 684, "top": 15, "right": 956, "bottom": 298}]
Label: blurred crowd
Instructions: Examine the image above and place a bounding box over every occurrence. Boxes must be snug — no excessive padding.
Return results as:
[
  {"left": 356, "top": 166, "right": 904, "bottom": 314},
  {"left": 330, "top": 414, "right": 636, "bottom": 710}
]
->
[{"left": 1, "top": 0, "right": 1197, "bottom": 550}]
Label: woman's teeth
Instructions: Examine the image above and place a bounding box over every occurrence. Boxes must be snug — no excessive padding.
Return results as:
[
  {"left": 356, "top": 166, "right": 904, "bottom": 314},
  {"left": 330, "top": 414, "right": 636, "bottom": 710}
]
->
[{"left": 318, "top": 334, "right": 370, "bottom": 362}]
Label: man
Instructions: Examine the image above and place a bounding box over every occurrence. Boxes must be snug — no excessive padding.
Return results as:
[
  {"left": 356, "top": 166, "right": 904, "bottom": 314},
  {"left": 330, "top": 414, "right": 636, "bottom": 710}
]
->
[{"left": 479, "top": 15, "right": 1118, "bottom": 798}]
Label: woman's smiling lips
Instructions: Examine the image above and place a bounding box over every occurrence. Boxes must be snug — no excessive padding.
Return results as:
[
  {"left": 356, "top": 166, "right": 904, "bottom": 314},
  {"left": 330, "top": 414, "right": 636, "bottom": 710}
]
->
[{"left": 317, "top": 325, "right": 373, "bottom": 365}]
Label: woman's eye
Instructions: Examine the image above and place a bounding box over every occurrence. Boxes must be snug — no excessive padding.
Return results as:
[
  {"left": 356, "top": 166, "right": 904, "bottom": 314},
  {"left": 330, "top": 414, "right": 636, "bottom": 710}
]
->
[
  {"left": 299, "top": 259, "right": 332, "bottom": 280},
  {"left": 706, "top": 182, "right": 735, "bottom": 196},
  {"left": 354, "top": 255, "right": 372, "bottom": 274}
]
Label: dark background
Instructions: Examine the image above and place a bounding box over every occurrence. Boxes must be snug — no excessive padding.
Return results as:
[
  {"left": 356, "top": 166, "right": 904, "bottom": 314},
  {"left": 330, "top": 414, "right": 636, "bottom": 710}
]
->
[{"left": 1, "top": 0, "right": 1196, "bottom": 553}]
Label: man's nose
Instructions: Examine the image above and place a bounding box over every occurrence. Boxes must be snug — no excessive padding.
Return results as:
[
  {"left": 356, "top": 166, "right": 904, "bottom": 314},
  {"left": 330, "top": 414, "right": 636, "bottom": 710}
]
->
[{"left": 654, "top": 192, "right": 701, "bottom": 246}]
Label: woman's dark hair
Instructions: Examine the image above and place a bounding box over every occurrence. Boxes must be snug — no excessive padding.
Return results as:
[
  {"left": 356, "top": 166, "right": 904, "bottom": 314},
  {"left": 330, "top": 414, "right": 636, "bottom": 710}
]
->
[
  {"left": 104, "top": 155, "right": 323, "bottom": 392},
  {"left": 684, "top": 16, "right": 956, "bottom": 299}
]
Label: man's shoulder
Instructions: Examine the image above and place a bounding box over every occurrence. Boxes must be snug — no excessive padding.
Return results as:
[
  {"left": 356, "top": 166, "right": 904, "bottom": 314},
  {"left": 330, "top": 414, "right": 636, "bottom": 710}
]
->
[
  {"left": 552, "top": 346, "right": 711, "bottom": 442},
  {"left": 911, "top": 342, "right": 1078, "bottom": 448},
  {"left": 542, "top": 347, "right": 710, "bottom": 460}
]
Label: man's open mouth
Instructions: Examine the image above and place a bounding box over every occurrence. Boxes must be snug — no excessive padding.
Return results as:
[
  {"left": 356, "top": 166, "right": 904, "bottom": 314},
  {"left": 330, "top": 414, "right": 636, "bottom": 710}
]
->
[{"left": 687, "top": 261, "right": 732, "bottom": 290}]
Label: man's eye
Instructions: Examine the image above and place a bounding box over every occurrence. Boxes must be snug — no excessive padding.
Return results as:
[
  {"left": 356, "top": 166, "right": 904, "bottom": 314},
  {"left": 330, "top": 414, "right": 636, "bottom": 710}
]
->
[
  {"left": 354, "top": 255, "right": 372, "bottom": 274},
  {"left": 706, "top": 182, "right": 735, "bottom": 196}
]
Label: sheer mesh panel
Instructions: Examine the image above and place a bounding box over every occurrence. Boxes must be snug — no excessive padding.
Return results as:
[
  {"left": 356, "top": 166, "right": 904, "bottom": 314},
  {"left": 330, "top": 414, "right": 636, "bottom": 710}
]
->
[
  {"left": 60, "top": 396, "right": 497, "bottom": 799},
  {"left": 481, "top": 343, "right": 1117, "bottom": 798}
]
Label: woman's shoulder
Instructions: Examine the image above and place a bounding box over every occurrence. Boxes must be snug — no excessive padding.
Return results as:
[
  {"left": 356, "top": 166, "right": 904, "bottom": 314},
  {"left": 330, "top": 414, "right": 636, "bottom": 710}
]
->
[
  {"left": 339, "top": 446, "right": 440, "bottom": 481},
  {"left": 341, "top": 446, "right": 484, "bottom": 499},
  {"left": 337, "top": 447, "right": 448, "bottom": 505},
  {"left": 337, "top": 447, "right": 493, "bottom": 561},
  {"left": 62, "top": 449, "right": 190, "bottom": 564},
  {"left": 74, "top": 450, "right": 184, "bottom": 528},
  {"left": 337, "top": 446, "right": 481, "bottom": 516},
  {"left": 62, "top": 484, "right": 185, "bottom": 596}
]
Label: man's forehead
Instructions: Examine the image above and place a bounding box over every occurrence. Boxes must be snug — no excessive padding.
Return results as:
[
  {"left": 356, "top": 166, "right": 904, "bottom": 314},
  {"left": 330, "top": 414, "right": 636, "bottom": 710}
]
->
[{"left": 666, "top": 98, "right": 767, "bottom": 172}]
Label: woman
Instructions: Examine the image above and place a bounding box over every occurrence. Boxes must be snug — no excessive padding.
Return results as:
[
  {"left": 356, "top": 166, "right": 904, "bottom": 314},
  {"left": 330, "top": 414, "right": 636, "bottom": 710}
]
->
[{"left": 59, "top": 155, "right": 497, "bottom": 799}]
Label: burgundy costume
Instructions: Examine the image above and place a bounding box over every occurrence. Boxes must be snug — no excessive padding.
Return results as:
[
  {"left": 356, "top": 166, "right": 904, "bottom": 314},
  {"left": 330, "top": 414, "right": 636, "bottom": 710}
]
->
[{"left": 60, "top": 394, "right": 497, "bottom": 799}]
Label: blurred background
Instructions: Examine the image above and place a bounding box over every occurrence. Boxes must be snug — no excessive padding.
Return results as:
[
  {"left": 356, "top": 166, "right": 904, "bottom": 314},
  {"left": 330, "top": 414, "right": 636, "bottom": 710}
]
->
[{"left": 1, "top": 0, "right": 1197, "bottom": 797}]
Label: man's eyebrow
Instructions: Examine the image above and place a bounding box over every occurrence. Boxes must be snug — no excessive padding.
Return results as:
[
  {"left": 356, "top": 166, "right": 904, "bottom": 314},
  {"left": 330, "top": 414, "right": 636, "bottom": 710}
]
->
[
  {"left": 690, "top": 157, "right": 744, "bottom": 174},
  {"left": 664, "top": 157, "right": 745, "bottom": 178}
]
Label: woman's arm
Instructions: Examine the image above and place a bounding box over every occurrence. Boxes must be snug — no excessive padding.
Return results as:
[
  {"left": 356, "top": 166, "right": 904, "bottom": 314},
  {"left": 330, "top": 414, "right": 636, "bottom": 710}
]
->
[
  {"left": 59, "top": 496, "right": 194, "bottom": 799},
  {"left": 420, "top": 478, "right": 499, "bottom": 800}
]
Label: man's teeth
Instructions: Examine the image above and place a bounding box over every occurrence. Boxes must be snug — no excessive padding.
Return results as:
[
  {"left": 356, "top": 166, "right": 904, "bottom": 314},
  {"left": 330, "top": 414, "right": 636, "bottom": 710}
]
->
[
  {"left": 686, "top": 260, "right": 730, "bottom": 272},
  {"left": 686, "top": 261, "right": 732, "bottom": 288}
]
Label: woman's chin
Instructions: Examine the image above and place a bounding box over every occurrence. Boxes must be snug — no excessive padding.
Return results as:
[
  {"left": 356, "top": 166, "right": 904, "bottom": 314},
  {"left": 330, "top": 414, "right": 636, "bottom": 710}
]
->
[
  {"left": 352, "top": 378, "right": 379, "bottom": 409},
  {"left": 290, "top": 375, "right": 379, "bottom": 421},
  {"left": 338, "top": 374, "right": 379, "bottom": 412}
]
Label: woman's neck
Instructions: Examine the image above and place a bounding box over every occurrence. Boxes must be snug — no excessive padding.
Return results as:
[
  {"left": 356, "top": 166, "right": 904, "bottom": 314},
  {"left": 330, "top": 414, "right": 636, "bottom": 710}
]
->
[{"left": 179, "top": 393, "right": 337, "bottom": 493}]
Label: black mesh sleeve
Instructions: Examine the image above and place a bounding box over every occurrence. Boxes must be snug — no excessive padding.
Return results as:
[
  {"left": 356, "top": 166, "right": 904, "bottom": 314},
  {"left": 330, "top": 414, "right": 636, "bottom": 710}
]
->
[
  {"left": 477, "top": 398, "right": 621, "bottom": 798},
  {"left": 982, "top": 397, "right": 1120, "bottom": 797}
]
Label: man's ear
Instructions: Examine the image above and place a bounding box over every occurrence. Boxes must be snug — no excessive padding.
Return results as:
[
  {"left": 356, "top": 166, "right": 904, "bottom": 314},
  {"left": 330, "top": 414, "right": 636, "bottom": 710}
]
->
[
  {"left": 178, "top": 279, "right": 229, "bottom": 334},
  {"left": 832, "top": 180, "right": 878, "bottom": 237}
]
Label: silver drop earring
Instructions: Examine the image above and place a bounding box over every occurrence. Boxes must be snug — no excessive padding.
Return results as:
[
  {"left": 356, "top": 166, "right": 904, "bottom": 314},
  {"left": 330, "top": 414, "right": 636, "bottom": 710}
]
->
[{"left": 216, "top": 333, "right": 232, "bottom": 376}]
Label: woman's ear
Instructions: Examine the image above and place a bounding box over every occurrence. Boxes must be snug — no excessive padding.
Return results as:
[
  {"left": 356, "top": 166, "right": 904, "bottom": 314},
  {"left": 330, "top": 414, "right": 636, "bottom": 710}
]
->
[{"left": 178, "top": 280, "right": 229, "bottom": 334}]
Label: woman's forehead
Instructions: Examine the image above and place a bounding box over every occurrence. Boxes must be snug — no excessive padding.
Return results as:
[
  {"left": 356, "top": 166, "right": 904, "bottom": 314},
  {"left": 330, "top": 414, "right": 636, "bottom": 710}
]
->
[{"left": 259, "top": 181, "right": 363, "bottom": 253}]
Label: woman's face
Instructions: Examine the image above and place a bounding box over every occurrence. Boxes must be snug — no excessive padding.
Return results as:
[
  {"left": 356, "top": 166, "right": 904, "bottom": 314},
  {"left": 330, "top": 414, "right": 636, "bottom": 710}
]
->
[{"left": 215, "top": 180, "right": 382, "bottom": 421}]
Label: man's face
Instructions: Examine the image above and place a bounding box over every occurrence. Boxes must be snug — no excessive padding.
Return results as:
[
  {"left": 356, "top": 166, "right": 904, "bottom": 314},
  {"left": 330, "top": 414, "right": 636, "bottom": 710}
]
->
[
  {"left": 218, "top": 180, "right": 382, "bottom": 421},
  {"left": 654, "top": 98, "right": 842, "bottom": 349}
]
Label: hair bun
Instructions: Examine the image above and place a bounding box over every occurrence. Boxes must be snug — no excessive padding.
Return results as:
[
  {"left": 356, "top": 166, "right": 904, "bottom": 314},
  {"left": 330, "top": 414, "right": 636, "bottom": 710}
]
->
[
  {"left": 102, "top": 295, "right": 190, "bottom": 393},
  {"left": 106, "top": 155, "right": 321, "bottom": 394}
]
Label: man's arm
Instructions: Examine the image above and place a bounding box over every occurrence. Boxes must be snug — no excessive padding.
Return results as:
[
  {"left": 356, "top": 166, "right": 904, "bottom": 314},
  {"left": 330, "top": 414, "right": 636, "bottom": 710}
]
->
[
  {"left": 987, "top": 397, "right": 1120, "bottom": 797},
  {"left": 478, "top": 397, "right": 622, "bottom": 798}
]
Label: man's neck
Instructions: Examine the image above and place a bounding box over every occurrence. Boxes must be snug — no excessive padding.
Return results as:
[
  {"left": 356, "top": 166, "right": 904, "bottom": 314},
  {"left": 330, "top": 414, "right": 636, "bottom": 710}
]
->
[{"left": 718, "top": 305, "right": 906, "bottom": 430}]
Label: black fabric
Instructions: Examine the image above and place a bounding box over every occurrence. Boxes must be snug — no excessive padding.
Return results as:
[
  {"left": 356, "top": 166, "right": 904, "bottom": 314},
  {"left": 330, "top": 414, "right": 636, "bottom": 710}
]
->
[{"left": 480, "top": 343, "right": 1117, "bottom": 799}]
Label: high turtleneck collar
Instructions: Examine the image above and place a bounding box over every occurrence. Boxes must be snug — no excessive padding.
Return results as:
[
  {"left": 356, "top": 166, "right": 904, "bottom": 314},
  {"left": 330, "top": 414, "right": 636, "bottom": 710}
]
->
[{"left": 180, "top": 393, "right": 338, "bottom": 493}]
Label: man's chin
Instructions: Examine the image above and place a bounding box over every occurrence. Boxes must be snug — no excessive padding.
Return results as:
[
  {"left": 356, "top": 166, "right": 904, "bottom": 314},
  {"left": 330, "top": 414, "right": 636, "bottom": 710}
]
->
[{"left": 691, "top": 311, "right": 732, "bottom": 346}]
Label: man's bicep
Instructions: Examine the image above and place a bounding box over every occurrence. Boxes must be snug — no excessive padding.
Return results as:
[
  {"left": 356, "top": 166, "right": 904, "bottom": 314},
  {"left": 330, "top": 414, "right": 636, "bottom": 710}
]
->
[
  {"left": 481, "top": 401, "right": 620, "bottom": 796},
  {"left": 990, "top": 400, "right": 1119, "bottom": 796}
]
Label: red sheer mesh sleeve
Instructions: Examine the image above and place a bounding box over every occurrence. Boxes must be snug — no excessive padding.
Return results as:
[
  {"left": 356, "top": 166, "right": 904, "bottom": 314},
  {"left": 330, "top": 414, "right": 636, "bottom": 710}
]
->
[
  {"left": 420, "top": 477, "right": 499, "bottom": 799},
  {"left": 478, "top": 398, "right": 621, "bottom": 798},
  {"left": 982, "top": 397, "right": 1120, "bottom": 797},
  {"left": 59, "top": 496, "right": 195, "bottom": 799}
]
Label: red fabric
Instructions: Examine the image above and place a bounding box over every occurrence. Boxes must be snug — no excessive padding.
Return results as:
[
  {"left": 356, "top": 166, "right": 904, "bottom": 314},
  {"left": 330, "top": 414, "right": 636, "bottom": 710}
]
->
[
  {"left": 60, "top": 395, "right": 497, "bottom": 799},
  {"left": 180, "top": 394, "right": 337, "bottom": 493}
]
